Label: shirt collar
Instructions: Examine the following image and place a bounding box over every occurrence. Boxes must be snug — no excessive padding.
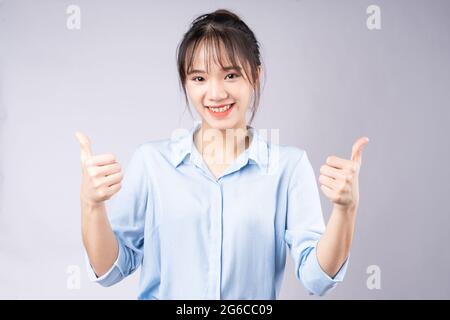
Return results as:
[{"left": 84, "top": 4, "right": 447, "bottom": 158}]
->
[{"left": 169, "top": 121, "right": 269, "bottom": 172}]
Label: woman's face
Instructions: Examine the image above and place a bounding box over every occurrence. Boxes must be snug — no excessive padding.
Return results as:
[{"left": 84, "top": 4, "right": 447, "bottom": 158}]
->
[{"left": 185, "top": 43, "right": 255, "bottom": 131}]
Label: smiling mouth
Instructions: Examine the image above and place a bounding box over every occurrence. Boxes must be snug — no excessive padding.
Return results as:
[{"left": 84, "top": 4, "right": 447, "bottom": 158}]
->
[{"left": 206, "top": 103, "right": 235, "bottom": 113}]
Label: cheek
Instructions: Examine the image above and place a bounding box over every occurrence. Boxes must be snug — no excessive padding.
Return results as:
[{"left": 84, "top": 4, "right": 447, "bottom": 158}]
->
[
  {"left": 186, "top": 85, "right": 204, "bottom": 106},
  {"left": 235, "top": 83, "right": 253, "bottom": 110}
]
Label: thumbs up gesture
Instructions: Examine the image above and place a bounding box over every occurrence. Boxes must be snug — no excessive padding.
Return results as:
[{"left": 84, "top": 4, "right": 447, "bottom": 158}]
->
[
  {"left": 75, "top": 132, "right": 123, "bottom": 206},
  {"left": 319, "top": 137, "right": 369, "bottom": 212}
]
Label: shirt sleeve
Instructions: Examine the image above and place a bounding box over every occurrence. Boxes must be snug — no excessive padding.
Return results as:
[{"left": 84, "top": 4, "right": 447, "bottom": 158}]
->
[
  {"left": 84, "top": 145, "right": 149, "bottom": 287},
  {"left": 284, "top": 150, "right": 349, "bottom": 296}
]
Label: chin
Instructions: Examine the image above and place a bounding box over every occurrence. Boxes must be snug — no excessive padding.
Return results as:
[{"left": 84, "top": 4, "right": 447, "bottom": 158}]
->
[{"left": 204, "top": 117, "right": 243, "bottom": 131}]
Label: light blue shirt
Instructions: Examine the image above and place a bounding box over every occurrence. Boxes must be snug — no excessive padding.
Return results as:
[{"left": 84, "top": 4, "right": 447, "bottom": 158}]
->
[{"left": 85, "top": 121, "right": 349, "bottom": 299}]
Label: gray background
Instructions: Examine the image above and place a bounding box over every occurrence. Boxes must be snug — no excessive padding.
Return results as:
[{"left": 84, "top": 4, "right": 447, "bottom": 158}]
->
[{"left": 0, "top": 0, "right": 449, "bottom": 299}]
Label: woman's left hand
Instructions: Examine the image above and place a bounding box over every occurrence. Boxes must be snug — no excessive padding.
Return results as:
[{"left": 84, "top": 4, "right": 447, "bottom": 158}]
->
[{"left": 318, "top": 137, "right": 369, "bottom": 212}]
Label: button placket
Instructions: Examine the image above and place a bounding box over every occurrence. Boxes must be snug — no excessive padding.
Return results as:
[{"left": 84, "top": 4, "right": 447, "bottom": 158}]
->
[
  {"left": 203, "top": 179, "right": 223, "bottom": 299},
  {"left": 215, "top": 182, "right": 223, "bottom": 299}
]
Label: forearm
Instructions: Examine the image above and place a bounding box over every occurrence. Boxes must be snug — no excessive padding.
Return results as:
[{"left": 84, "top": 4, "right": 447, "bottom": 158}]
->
[
  {"left": 316, "top": 204, "right": 357, "bottom": 278},
  {"left": 81, "top": 201, "right": 118, "bottom": 277}
]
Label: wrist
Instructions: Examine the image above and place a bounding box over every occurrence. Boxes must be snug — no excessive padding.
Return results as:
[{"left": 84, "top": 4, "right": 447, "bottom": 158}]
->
[
  {"left": 333, "top": 202, "right": 357, "bottom": 216},
  {"left": 81, "top": 197, "right": 105, "bottom": 212}
]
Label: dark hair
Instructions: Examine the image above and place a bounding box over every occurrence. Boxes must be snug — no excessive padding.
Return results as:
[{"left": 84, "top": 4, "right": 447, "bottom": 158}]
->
[{"left": 176, "top": 9, "right": 262, "bottom": 124}]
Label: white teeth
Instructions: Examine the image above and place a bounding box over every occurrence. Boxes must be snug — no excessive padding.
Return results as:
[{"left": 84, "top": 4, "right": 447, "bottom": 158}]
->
[{"left": 208, "top": 104, "right": 232, "bottom": 112}]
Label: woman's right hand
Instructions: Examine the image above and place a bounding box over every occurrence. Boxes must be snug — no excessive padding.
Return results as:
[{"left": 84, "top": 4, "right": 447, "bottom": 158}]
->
[{"left": 75, "top": 132, "right": 123, "bottom": 206}]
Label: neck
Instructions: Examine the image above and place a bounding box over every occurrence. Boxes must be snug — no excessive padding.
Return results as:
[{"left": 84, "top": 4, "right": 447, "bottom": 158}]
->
[{"left": 194, "top": 121, "right": 252, "bottom": 166}]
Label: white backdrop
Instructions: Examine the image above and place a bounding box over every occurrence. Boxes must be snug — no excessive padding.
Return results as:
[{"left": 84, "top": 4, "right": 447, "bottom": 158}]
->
[{"left": 1, "top": 0, "right": 449, "bottom": 299}]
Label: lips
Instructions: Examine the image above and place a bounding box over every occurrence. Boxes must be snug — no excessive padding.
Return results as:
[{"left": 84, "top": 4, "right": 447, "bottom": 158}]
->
[{"left": 205, "top": 103, "right": 235, "bottom": 117}]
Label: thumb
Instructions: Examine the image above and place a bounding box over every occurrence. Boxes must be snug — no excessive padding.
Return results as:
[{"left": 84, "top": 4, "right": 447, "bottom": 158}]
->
[
  {"left": 75, "top": 131, "right": 93, "bottom": 163},
  {"left": 351, "top": 136, "right": 369, "bottom": 166}
]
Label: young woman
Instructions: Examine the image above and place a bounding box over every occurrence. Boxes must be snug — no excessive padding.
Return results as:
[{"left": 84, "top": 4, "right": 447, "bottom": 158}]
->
[{"left": 75, "top": 9, "right": 369, "bottom": 299}]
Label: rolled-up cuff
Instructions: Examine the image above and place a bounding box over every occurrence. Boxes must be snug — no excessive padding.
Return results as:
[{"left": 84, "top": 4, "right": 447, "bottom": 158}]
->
[
  {"left": 83, "top": 241, "right": 126, "bottom": 287},
  {"left": 299, "top": 245, "right": 350, "bottom": 296}
]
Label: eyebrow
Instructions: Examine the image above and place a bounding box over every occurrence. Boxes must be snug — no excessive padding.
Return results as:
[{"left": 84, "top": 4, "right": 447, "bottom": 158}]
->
[{"left": 187, "top": 66, "right": 242, "bottom": 75}]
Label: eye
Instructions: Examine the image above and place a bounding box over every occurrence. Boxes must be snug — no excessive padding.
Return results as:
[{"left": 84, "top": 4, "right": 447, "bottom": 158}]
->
[
  {"left": 192, "top": 76, "right": 205, "bottom": 82},
  {"left": 225, "top": 73, "right": 240, "bottom": 80}
]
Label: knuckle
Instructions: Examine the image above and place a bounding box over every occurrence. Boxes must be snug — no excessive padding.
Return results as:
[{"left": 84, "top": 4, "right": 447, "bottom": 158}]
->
[
  {"left": 92, "top": 179, "right": 101, "bottom": 189},
  {"left": 87, "top": 167, "right": 97, "bottom": 178}
]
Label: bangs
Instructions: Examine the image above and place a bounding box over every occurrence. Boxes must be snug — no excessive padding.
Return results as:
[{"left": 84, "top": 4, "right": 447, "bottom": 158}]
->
[{"left": 184, "top": 29, "right": 254, "bottom": 84}]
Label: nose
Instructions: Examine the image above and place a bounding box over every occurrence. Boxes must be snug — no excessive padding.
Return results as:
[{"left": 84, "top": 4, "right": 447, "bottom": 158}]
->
[{"left": 206, "top": 78, "right": 229, "bottom": 102}]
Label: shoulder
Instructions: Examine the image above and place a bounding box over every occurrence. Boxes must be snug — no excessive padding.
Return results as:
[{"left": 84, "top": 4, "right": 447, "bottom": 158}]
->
[
  {"left": 133, "top": 138, "right": 175, "bottom": 165},
  {"left": 275, "top": 144, "right": 306, "bottom": 162},
  {"left": 136, "top": 138, "right": 171, "bottom": 154},
  {"left": 266, "top": 140, "right": 308, "bottom": 171}
]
